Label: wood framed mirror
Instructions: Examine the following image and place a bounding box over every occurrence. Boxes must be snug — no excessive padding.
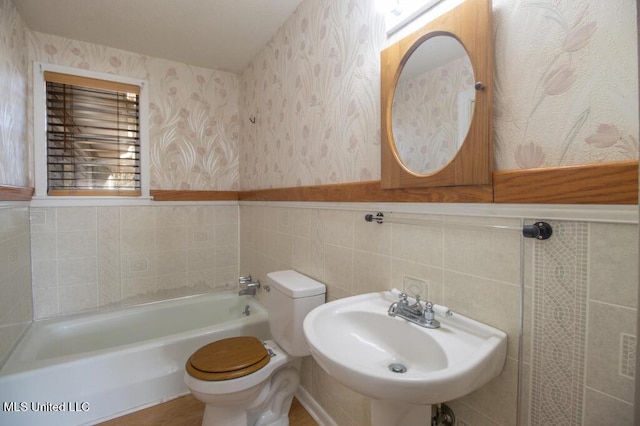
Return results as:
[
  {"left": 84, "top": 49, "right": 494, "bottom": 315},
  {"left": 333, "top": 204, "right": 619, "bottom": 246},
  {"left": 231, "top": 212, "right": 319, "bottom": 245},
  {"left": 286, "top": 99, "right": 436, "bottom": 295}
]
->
[{"left": 381, "top": 0, "right": 493, "bottom": 189}]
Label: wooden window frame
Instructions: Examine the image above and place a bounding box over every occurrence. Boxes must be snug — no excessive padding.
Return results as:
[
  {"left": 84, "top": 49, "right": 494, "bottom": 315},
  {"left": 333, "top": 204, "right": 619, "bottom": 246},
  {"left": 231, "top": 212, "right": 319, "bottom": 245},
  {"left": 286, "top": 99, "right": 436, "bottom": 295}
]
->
[{"left": 33, "top": 63, "right": 150, "bottom": 200}]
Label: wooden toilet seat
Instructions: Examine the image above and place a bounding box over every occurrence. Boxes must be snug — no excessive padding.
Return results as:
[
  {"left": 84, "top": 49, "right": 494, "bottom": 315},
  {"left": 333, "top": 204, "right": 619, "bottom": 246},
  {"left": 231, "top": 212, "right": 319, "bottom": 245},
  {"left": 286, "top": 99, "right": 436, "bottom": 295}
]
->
[{"left": 186, "top": 336, "right": 270, "bottom": 381}]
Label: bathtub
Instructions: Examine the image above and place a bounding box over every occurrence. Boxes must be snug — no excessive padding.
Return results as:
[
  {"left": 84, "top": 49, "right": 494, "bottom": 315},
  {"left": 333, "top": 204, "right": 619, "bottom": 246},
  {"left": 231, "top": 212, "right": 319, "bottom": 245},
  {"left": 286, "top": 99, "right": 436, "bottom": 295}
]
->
[{"left": 0, "top": 292, "right": 270, "bottom": 426}]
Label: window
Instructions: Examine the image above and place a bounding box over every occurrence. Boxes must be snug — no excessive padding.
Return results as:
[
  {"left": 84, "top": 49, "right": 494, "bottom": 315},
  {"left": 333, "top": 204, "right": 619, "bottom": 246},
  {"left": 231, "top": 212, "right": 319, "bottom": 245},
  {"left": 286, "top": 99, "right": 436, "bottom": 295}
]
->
[
  {"left": 381, "top": 0, "right": 448, "bottom": 35},
  {"left": 34, "top": 63, "right": 149, "bottom": 199}
]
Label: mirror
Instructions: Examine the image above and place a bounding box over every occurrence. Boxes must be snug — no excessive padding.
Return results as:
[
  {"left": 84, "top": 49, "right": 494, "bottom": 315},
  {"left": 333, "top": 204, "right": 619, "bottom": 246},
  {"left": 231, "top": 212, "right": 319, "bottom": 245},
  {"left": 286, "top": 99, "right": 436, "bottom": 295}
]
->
[
  {"left": 392, "top": 35, "right": 475, "bottom": 175},
  {"left": 381, "top": 0, "right": 493, "bottom": 189}
]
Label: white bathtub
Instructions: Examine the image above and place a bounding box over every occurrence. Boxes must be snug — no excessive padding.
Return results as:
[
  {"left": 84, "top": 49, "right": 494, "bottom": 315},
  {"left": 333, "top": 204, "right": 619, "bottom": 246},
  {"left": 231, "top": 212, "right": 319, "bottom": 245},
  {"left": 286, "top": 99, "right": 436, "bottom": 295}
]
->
[{"left": 0, "top": 292, "right": 270, "bottom": 426}]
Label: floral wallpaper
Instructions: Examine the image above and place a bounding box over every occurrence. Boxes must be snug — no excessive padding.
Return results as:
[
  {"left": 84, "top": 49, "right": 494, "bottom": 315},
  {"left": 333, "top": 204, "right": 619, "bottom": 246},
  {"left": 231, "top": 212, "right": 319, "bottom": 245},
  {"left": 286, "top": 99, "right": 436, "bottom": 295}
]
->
[
  {"left": 239, "top": 0, "right": 385, "bottom": 190},
  {"left": 0, "top": 0, "right": 28, "bottom": 187},
  {"left": 493, "top": 0, "right": 638, "bottom": 169},
  {"left": 392, "top": 55, "right": 474, "bottom": 174},
  {"left": 27, "top": 31, "right": 240, "bottom": 191},
  {"left": 2, "top": 0, "right": 638, "bottom": 189},
  {"left": 240, "top": 0, "right": 638, "bottom": 189}
]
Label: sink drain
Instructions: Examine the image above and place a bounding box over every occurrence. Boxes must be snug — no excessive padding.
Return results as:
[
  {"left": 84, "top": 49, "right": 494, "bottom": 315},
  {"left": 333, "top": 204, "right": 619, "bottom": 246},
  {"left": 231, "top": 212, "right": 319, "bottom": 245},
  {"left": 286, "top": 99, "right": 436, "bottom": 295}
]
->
[{"left": 388, "top": 363, "right": 407, "bottom": 373}]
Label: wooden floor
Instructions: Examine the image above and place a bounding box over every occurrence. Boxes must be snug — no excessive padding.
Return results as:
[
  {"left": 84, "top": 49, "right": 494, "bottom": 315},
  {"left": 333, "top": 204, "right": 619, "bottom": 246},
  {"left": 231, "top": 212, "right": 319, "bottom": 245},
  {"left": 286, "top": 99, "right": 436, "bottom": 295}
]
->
[{"left": 99, "top": 394, "right": 318, "bottom": 426}]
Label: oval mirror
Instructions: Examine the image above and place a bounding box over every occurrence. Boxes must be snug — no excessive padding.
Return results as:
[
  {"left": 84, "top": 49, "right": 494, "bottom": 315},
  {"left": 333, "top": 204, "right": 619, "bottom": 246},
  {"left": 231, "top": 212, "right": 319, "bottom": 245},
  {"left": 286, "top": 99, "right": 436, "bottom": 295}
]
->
[
  {"left": 380, "top": 0, "right": 493, "bottom": 190},
  {"left": 391, "top": 35, "right": 475, "bottom": 175}
]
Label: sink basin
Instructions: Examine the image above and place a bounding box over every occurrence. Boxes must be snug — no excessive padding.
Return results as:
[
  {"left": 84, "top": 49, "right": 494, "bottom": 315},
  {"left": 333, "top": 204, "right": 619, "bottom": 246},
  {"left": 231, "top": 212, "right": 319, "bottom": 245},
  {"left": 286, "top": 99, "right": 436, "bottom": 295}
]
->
[{"left": 303, "top": 290, "right": 507, "bottom": 406}]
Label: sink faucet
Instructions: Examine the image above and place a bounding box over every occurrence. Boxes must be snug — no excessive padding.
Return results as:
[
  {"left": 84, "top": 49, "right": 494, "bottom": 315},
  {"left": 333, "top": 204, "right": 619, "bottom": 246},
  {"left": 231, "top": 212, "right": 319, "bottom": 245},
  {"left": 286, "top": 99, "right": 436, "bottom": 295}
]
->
[
  {"left": 238, "top": 275, "right": 261, "bottom": 296},
  {"left": 388, "top": 292, "right": 440, "bottom": 329}
]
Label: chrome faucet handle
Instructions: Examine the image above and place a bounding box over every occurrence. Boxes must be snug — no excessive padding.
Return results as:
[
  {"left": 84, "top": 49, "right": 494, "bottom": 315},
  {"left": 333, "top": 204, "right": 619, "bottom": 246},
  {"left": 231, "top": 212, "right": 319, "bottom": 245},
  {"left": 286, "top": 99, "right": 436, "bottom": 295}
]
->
[
  {"left": 239, "top": 275, "right": 252, "bottom": 285},
  {"left": 399, "top": 293, "right": 409, "bottom": 305},
  {"left": 423, "top": 302, "right": 435, "bottom": 322}
]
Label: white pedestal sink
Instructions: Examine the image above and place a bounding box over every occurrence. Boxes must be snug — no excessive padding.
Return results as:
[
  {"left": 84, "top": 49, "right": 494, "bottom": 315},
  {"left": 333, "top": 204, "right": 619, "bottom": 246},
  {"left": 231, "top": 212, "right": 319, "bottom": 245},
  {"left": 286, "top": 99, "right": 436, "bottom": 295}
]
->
[{"left": 302, "top": 290, "right": 507, "bottom": 426}]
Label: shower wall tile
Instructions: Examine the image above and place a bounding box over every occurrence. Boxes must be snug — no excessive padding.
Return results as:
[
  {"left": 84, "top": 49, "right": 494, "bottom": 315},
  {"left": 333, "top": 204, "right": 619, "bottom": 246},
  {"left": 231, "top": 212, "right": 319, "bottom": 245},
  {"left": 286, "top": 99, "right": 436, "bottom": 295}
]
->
[
  {"left": 30, "top": 232, "right": 57, "bottom": 261},
  {"left": 30, "top": 207, "right": 56, "bottom": 233},
  {"left": 187, "top": 247, "right": 216, "bottom": 272},
  {"left": 157, "top": 227, "right": 188, "bottom": 251},
  {"left": 121, "top": 228, "right": 156, "bottom": 255},
  {"left": 214, "top": 224, "right": 238, "bottom": 247},
  {"left": 30, "top": 204, "right": 239, "bottom": 319},
  {"left": 214, "top": 265, "right": 238, "bottom": 289},
  {"left": 187, "top": 225, "right": 216, "bottom": 248},
  {"left": 56, "top": 207, "right": 96, "bottom": 232},
  {"left": 156, "top": 250, "right": 187, "bottom": 275},
  {"left": 32, "top": 260, "right": 57, "bottom": 289},
  {"left": 212, "top": 205, "right": 238, "bottom": 225},
  {"left": 98, "top": 207, "right": 121, "bottom": 307},
  {"left": 0, "top": 205, "right": 32, "bottom": 366},
  {"left": 121, "top": 206, "right": 157, "bottom": 229},
  {"left": 122, "top": 276, "right": 157, "bottom": 303},
  {"left": 58, "top": 283, "right": 97, "bottom": 313},
  {"left": 32, "top": 287, "right": 58, "bottom": 319},
  {"left": 57, "top": 257, "right": 97, "bottom": 286},
  {"left": 56, "top": 231, "right": 97, "bottom": 259}
]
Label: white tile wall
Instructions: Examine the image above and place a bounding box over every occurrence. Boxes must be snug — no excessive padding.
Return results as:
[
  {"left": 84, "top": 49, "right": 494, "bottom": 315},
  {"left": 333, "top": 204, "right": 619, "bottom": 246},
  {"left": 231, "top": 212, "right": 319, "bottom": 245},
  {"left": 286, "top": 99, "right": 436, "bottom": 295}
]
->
[
  {"left": 30, "top": 205, "right": 239, "bottom": 318},
  {"left": 0, "top": 205, "right": 32, "bottom": 365}
]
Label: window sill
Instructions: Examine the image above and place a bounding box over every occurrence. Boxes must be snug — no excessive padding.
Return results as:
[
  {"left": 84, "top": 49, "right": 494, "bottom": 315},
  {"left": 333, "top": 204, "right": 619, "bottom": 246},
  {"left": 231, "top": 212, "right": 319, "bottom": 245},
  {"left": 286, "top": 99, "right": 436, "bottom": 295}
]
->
[
  {"left": 31, "top": 196, "right": 155, "bottom": 207},
  {"left": 30, "top": 195, "right": 239, "bottom": 207}
]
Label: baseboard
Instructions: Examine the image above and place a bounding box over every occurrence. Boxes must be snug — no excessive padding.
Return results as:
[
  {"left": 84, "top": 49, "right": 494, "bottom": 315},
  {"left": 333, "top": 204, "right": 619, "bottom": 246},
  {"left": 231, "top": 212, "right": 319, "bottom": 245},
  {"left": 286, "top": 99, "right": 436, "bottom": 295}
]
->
[{"left": 295, "top": 386, "right": 337, "bottom": 426}]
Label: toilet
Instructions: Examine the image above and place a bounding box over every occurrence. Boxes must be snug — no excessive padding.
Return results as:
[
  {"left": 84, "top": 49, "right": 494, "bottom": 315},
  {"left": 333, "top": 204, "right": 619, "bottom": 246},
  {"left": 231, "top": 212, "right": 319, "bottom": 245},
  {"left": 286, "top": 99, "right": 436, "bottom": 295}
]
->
[{"left": 184, "top": 270, "right": 326, "bottom": 426}]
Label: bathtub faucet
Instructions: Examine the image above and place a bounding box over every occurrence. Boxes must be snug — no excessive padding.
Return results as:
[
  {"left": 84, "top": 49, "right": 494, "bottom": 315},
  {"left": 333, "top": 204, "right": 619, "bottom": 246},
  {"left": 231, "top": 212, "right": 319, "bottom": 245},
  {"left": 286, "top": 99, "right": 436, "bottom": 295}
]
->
[{"left": 238, "top": 275, "right": 261, "bottom": 296}]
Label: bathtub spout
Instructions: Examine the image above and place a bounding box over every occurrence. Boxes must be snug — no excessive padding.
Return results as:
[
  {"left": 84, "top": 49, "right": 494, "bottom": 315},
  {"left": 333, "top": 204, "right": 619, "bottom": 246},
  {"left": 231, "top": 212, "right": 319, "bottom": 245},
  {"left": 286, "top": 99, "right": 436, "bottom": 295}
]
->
[{"left": 239, "top": 279, "right": 261, "bottom": 296}]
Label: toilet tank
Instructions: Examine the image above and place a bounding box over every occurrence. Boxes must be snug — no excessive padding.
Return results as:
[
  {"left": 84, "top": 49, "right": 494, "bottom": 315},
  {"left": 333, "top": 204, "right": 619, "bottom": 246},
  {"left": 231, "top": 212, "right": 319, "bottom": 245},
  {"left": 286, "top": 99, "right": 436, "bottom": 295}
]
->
[{"left": 264, "top": 270, "right": 326, "bottom": 357}]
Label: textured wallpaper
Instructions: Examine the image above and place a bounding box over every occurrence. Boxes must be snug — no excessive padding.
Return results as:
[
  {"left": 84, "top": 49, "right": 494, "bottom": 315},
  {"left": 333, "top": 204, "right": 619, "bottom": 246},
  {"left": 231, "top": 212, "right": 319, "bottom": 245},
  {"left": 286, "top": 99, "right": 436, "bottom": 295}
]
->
[
  {"left": 239, "top": 0, "right": 386, "bottom": 190},
  {"left": 240, "top": 0, "right": 638, "bottom": 189},
  {"left": 5, "top": 0, "right": 639, "bottom": 190},
  {"left": 0, "top": 0, "right": 29, "bottom": 187},
  {"left": 494, "top": 0, "right": 638, "bottom": 169},
  {"left": 27, "top": 32, "right": 240, "bottom": 191}
]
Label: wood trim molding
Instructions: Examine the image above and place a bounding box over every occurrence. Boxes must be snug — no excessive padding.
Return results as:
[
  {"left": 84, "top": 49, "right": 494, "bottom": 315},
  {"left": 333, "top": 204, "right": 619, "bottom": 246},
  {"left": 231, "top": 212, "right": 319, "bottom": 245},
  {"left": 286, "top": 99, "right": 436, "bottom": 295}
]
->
[
  {"left": 239, "top": 181, "right": 493, "bottom": 203},
  {"left": 4, "top": 162, "right": 635, "bottom": 204},
  {"left": 493, "top": 160, "right": 638, "bottom": 204},
  {"left": 150, "top": 190, "right": 238, "bottom": 202},
  {"left": 0, "top": 185, "right": 34, "bottom": 201},
  {"left": 239, "top": 161, "right": 638, "bottom": 204}
]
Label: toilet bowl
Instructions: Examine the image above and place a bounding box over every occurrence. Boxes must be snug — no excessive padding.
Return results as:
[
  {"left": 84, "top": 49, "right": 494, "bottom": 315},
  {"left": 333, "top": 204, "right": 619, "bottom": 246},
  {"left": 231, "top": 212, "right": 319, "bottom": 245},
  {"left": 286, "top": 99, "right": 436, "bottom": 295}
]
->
[{"left": 184, "top": 270, "right": 326, "bottom": 426}]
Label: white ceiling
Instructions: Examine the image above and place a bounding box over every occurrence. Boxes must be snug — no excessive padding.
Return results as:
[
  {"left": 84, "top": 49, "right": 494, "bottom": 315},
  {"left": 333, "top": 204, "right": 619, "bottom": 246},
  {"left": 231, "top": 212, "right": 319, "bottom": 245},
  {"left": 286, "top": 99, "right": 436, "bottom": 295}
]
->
[{"left": 12, "top": 0, "right": 305, "bottom": 73}]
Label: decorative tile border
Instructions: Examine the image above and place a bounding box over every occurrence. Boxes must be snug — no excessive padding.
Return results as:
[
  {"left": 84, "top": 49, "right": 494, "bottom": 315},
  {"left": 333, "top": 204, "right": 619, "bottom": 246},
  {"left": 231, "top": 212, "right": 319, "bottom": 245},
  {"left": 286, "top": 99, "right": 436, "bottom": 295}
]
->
[
  {"left": 620, "top": 333, "right": 636, "bottom": 379},
  {"left": 531, "top": 221, "right": 588, "bottom": 425}
]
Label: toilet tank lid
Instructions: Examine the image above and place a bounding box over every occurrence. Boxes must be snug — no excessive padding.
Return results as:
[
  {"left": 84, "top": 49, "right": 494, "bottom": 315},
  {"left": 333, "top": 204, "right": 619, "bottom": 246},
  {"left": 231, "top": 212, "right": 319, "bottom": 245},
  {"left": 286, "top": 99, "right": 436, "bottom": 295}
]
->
[{"left": 266, "top": 270, "right": 326, "bottom": 298}]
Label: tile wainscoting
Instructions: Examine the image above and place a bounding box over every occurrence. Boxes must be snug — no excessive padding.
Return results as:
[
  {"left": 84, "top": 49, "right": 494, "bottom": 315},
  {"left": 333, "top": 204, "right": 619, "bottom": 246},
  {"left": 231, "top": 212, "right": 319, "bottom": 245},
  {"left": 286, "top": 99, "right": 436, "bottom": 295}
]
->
[
  {"left": 239, "top": 203, "right": 637, "bottom": 426},
  {"left": 0, "top": 203, "right": 32, "bottom": 365},
  {"left": 30, "top": 204, "right": 239, "bottom": 319}
]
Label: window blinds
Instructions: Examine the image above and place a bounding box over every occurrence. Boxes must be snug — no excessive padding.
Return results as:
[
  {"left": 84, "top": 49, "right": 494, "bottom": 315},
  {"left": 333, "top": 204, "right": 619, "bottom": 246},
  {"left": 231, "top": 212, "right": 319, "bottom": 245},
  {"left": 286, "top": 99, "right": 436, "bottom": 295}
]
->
[{"left": 44, "top": 71, "right": 141, "bottom": 196}]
